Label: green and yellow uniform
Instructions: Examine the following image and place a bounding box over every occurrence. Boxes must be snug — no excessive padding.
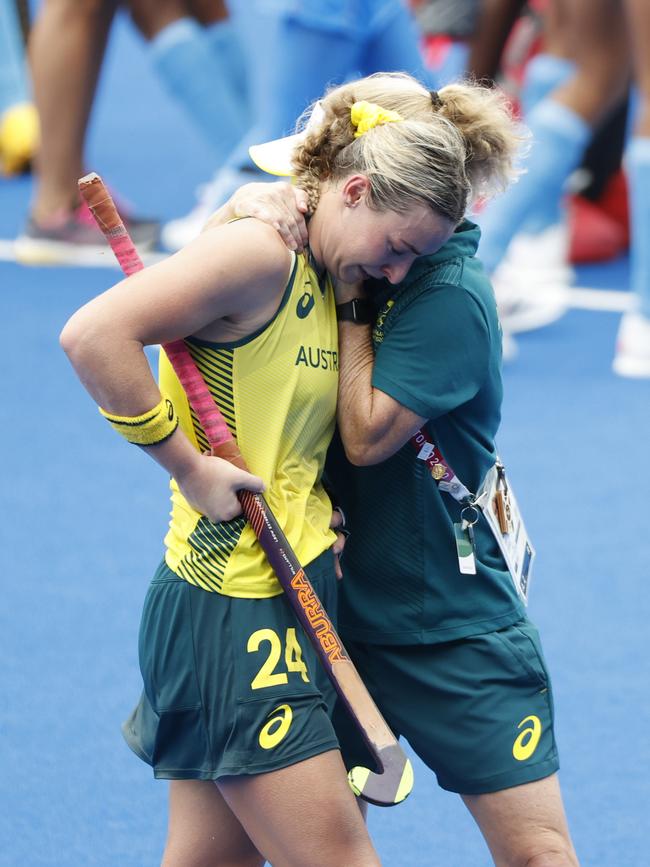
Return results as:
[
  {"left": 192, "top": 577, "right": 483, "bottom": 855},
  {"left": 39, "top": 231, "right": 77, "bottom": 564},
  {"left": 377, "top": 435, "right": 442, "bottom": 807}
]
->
[
  {"left": 124, "top": 252, "right": 343, "bottom": 779},
  {"left": 328, "top": 221, "right": 559, "bottom": 794},
  {"left": 162, "top": 251, "right": 338, "bottom": 598}
]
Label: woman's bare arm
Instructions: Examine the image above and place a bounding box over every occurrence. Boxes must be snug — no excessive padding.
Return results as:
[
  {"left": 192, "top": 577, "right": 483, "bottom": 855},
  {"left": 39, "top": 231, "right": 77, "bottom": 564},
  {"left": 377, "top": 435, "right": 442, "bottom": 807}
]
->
[
  {"left": 61, "top": 219, "right": 292, "bottom": 413},
  {"left": 60, "top": 219, "right": 292, "bottom": 520}
]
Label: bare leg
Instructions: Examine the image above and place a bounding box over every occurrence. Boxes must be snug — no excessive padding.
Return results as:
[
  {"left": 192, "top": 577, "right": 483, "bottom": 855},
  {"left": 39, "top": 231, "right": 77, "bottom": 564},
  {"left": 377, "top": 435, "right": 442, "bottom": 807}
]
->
[
  {"left": 626, "top": 0, "right": 650, "bottom": 135},
  {"left": 29, "top": 0, "right": 117, "bottom": 221},
  {"left": 540, "top": 0, "right": 576, "bottom": 60},
  {"left": 462, "top": 774, "right": 579, "bottom": 867},
  {"left": 218, "top": 750, "right": 380, "bottom": 867},
  {"left": 477, "top": 0, "right": 629, "bottom": 275},
  {"left": 163, "top": 780, "right": 264, "bottom": 867},
  {"left": 546, "top": 0, "right": 629, "bottom": 124},
  {"left": 466, "top": 0, "right": 528, "bottom": 81}
]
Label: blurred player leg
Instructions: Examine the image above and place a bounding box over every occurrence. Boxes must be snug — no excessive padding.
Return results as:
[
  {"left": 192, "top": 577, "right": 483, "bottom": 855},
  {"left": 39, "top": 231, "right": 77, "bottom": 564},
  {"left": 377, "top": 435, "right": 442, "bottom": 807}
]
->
[
  {"left": 161, "top": 0, "right": 363, "bottom": 251},
  {"left": 466, "top": 0, "right": 526, "bottom": 83},
  {"left": 29, "top": 0, "right": 116, "bottom": 222},
  {"left": 477, "top": 0, "right": 629, "bottom": 336},
  {"left": 162, "top": 0, "right": 440, "bottom": 254},
  {"left": 197, "top": 1, "right": 249, "bottom": 107},
  {"left": 360, "top": 0, "right": 434, "bottom": 84},
  {"left": 613, "top": 0, "right": 650, "bottom": 377},
  {"left": 129, "top": 0, "right": 248, "bottom": 162},
  {"left": 0, "top": 0, "right": 38, "bottom": 175},
  {"left": 17, "top": 0, "right": 159, "bottom": 263}
]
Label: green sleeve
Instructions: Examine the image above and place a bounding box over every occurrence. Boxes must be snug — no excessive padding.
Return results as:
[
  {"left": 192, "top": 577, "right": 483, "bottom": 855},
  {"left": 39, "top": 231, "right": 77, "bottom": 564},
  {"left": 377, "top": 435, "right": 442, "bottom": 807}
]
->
[{"left": 372, "top": 283, "right": 491, "bottom": 420}]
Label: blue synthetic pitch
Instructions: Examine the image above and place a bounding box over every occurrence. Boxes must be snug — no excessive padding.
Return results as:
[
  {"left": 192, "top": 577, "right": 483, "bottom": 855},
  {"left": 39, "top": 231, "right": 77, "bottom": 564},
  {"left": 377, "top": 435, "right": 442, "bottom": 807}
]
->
[{"left": 1, "top": 15, "right": 649, "bottom": 866}]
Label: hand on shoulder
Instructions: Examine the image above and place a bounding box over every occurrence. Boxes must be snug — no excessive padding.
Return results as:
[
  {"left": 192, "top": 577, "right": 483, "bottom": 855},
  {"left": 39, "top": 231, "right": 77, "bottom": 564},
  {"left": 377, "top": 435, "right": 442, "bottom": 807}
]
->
[{"left": 205, "top": 181, "right": 310, "bottom": 253}]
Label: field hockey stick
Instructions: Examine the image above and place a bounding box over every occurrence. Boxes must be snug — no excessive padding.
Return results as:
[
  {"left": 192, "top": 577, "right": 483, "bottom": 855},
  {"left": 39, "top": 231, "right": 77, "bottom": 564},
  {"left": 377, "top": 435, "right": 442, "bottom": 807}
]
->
[{"left": 79, "top": 172, "right": 413, "bottom": 807}]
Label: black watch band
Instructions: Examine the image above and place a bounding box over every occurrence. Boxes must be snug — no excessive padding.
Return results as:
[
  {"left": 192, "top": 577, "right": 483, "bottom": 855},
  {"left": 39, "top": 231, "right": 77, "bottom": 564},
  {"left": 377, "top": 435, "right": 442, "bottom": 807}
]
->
[{"left": 336, "top": 298, "right": 373, "bottom": 324}]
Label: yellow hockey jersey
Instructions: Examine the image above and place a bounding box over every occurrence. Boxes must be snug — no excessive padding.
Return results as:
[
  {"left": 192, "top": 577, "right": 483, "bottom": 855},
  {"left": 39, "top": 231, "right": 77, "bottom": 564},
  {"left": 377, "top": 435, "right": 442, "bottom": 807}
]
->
[{"left": 160, "top": 251, "right": 338, "bottom": 597}]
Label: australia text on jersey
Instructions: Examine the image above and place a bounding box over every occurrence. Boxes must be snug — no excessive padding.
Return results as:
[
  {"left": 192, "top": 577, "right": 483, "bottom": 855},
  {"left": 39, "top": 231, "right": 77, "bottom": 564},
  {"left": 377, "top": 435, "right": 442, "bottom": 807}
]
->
[{"left": 295, "top": 346, "right": 339, "bottom": 370}]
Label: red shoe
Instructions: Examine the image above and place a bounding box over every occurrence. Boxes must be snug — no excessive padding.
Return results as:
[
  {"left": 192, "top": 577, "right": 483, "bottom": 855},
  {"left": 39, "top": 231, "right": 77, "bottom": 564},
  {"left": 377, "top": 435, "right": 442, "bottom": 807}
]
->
[
  {"left": 568, "top": 195, "right": 627, "bottom": 264},
  {"left": 596, "top": 169, "right": 630, "bottom": 246}
]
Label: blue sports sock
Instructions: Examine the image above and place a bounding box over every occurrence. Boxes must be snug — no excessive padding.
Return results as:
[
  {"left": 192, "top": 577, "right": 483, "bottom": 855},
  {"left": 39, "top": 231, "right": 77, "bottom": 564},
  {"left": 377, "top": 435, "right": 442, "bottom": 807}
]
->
[
  {"left": 478, "top": 99, "right": 591, "bottom": 273},
  {"left": 520, "top": 53, "right": 576, "bottom": 117},
  {"left": 517, "top": 54, "right": 576, "bottom": 234},
  {"left": 219, "top": 0, "right": 434, "bottom": 191},
  {"left": 625, "top": 137, "right": 650, "bottom": 318},
  {"left": 204, "top": 18, "right": 249, "bottom": 106},
  {"left": 0, "top": 0, "right": 30, "bottom": 113},
  {"left": 223, "top": 10, "right": 361, "bottom": 175},
  {"left": 225, "top": 0, "right": 430, "bottom": 176},
  {"left": 150, "top": 18, "right": 246, "bottom": 161},
  {"left": 361, "top": 0, "right": 437, "bottom": 87}
]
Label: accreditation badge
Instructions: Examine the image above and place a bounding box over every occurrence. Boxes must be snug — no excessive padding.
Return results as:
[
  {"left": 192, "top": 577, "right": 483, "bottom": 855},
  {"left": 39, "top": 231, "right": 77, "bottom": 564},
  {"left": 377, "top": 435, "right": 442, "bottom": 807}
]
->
[{"left": 476, "top": 464, "right": 535, "bottom": 604}]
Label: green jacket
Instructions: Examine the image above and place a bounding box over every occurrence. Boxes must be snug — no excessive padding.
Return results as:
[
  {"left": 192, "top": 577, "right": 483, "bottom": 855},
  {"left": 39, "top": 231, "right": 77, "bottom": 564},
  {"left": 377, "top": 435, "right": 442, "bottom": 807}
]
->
[{"left": 327, "top": 220, "right": 525, "bottom": 644}]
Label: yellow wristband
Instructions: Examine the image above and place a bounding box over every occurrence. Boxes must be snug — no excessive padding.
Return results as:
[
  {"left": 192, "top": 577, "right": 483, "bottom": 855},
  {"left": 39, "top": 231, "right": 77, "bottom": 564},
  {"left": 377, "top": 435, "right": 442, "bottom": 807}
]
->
[{"left": 99, "top": 395, "right": 178, "bottom": 446}]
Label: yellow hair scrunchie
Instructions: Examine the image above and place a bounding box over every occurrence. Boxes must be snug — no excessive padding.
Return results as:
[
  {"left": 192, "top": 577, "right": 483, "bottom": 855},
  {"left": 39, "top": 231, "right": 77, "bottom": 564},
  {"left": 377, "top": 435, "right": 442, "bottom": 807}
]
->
[{"left": 350, "top": 101, "right": 403, "bottom": 138}]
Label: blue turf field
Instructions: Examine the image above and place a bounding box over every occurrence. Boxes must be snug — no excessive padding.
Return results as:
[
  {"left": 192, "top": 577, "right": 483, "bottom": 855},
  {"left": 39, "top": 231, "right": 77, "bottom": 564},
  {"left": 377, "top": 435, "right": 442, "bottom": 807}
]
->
[{"left": 1, "top": 15, "right": 649, "bottom": 866}]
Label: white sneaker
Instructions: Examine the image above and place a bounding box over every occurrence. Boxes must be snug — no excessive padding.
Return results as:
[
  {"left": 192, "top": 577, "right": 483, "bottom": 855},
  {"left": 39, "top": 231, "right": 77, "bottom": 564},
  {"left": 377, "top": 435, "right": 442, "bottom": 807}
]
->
[
  {"left": 492, "top": 223, "right": 572, "bottom": 334},
  {"left": 493, "top": 267, "right": 569, "bottom": 334},
  {"left": 161, "top": 167, "right": 261, "bottom": 251},
  {"left": 501, "top": 221, "right": 574, "bottom": 287},
  {"left": 612, "top": 312, "right": 650, "bottom": 378}
]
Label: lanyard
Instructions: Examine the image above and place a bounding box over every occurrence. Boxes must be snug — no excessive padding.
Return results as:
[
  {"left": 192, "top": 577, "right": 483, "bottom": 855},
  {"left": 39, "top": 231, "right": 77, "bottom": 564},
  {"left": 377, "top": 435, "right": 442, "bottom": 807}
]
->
[
  {"left": 411, "top": 428, "right": 534, "bottom": 598},
  {"left": 410, "top": 428, "right": 472, "bottom": 503}
]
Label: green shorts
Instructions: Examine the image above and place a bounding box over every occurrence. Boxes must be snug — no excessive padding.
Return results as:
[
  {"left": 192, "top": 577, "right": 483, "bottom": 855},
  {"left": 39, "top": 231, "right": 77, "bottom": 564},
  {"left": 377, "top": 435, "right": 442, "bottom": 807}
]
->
[
  {"left": 334, "top": 620, "right": 559, "bottom": 795},
  {"left": 123, "top": 550, "right": 340, "bottom": 780}
]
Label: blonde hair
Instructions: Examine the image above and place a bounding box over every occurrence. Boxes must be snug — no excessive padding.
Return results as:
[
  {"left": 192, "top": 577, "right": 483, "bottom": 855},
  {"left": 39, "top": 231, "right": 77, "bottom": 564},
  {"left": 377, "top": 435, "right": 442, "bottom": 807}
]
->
[{"left": 292, "top": 72, "right": 526, "bottom": 222}]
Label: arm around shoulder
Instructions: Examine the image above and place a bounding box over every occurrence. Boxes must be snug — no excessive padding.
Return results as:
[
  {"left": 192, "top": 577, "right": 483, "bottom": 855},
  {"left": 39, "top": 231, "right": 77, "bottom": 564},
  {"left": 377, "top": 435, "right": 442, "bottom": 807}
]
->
[
  {"left": 336, "top": 319, "right": 428, "bottom": 466},
  {"left": 336, "top": 283, "right": 491, "bottom": 465}
]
